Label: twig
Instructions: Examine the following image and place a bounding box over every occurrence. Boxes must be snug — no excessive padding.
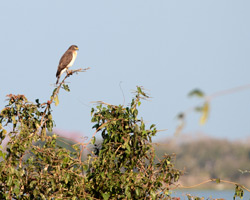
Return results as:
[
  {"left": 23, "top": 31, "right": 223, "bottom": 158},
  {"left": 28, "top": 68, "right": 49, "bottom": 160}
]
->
[
  {"left": 40, "top": 67, "right": 90, "bottom": 130},
  {"left": 90, "top": 101, "right": 119, "bottom": 107},
  {"left": 207, "top": 83, "right": 250, "bottom": 101},
  {"left": 177, "top": 178, "right": 250, "bottom": 192},
  {"left": 119, "top": 81, "right": 125, "bottom": 106}
]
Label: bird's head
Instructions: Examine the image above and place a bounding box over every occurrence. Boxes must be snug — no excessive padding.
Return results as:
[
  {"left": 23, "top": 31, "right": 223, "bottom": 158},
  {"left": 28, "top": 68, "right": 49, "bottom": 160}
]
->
[{"left": 69, "top": 45, "right": 79, "bottom": 51}]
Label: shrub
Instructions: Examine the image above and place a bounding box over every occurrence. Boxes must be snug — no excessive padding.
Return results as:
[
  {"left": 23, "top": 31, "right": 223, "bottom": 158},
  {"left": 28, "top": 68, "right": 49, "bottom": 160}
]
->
[{"left": 0, "top": 71, "right": 181, "bottom": 199}]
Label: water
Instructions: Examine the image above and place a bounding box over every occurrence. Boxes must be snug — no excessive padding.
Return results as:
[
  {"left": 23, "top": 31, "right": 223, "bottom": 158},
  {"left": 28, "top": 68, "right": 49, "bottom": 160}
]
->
[{"left": 171, "top": 189, "right": 250, "bottom": 199}]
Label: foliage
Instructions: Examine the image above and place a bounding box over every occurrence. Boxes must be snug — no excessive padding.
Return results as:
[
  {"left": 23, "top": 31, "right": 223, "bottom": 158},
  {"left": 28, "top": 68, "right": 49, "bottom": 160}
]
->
[
  {"left": 234, "top": 185, "right": 244, "bottom": 200},
  {"left": 0, "top": 93, "right": 86, "bottom": 199},
  {"left": 0, "top": 77, "right": 182, "bottom": 199},
  {"left": 86, "top": 86, "right": 182, "bottom": 199}
]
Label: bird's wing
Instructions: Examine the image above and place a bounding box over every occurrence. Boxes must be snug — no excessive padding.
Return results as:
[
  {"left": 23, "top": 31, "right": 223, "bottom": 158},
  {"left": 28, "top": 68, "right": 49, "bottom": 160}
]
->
[{"left": 56, "top": 50, "right": 73, "bottom": 77}]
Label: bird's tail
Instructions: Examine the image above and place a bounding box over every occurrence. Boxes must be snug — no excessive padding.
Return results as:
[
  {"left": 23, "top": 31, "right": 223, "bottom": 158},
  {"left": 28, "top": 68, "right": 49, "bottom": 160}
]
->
[
  {"left": 56, "top": 76, "right": 60, "bottom": 84},
  {"left": 56, "top": 70, "right": 60, "bottom": 78}
]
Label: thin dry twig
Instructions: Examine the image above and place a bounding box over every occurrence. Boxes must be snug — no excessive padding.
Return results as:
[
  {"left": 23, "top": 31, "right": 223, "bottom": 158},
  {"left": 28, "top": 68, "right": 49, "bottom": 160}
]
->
[
  {"left": 41, "top": 67, "right": 90, "bottom": 130},
  {"left": 90, "top": 101, "right": 119, "bottom": 108},
  {"left": 177, "top": 178, "right": 250, "bottom": 193}
]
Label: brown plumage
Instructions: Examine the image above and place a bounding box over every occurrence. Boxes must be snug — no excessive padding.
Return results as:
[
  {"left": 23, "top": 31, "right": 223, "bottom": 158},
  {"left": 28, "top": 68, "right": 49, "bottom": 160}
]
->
[{"left": 56, "top": 45, "right": 79, "bottom": 84}]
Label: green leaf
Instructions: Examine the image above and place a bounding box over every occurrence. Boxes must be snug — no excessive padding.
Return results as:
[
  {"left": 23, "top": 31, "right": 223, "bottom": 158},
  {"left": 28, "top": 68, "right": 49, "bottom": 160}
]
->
[
  {"left": 177, "top": 113, "right": 185, "bottom": 120},
  {"left": 41, "top": 128, "right": 46, "bottom": 139},
  {"left": 7, "top": 175, "right": 12, "bottom": 186},
  {"left": 91, "top": 136, "right": 96, "bottom": 144},
  {"left": 234, "top": 185, "right": 244, "bottom": 199},
  {"left": 46, "top": 120, "right": 53, "bottom": 132},
  {"left": 150, "top": 191, "right": 156, "bottom": 200},
  {"left": 137, "top": 86, "right": 142, "bottom": 94},
  {"left": 102, "top": 192, "right": 110, "bottom": 200},
  {"left": 150, "top": 124, "right": 156, "bottom": 129},
  {"left": 63, "top": 157, "right": 70, "bottom": 164},
  {"left": 63, "top": 84, "right": 70, "bottom": 92},
  {"left": 48, "top": 114, "right": 52, "bottom": 120},
  {"left": 91, "top": 108, "right": 95, "bottom": 116},
  {"left": 13, "top": 180, "right": 20, "bottom": 195},
  {"left": 54, "top": 95, "right": 59, "bottom": 106},
  {"left": 200, "top": 101, "right": 210, "bottom": 125},
  {"left": 83, "top": 164, "right": 88, "bottom": 171},
  {"left": 11, "top": 116, "right": 16, "bottom": 124},
  {"left": 33, "top": 189, "right": 38, "bottom": 197},
  {"left": 133, "top": 109, "right": 138, "bottom": 117},
  {"left": 2, "top": 129, "right": 7, "bottom": 135},
  {"left": 136, "top": 187, "right": 140, "bottom": 196},
  {"left": 188, "top": 89, "right": 204, "bottom": 98},
  {"left": 65, "top": 174, "right": 69, "bottom": 184}
]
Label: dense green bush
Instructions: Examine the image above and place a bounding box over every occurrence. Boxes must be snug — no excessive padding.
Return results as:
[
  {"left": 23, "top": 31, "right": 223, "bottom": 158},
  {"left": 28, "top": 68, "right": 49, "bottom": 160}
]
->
[
  {"left": 0, "top": 93, "right": 86, "bottom": 199},
  {"left": 0, "top": 71, "right": 181, "bottom": 199},
  {"left": 86, "top": 86, "right": 181, "bottom": 199}
]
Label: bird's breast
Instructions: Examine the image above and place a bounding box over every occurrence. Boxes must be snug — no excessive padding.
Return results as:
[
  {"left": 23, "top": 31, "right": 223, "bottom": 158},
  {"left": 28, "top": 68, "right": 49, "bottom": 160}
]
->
[{"left": 68, "top": 51, "right": 77, "bottom": 67}]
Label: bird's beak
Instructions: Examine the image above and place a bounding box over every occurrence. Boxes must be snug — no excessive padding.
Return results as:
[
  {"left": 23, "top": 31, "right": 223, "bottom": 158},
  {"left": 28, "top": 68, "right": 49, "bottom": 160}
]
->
[{"left": 75, "top": 47, "right": 79, "bottom": 51}]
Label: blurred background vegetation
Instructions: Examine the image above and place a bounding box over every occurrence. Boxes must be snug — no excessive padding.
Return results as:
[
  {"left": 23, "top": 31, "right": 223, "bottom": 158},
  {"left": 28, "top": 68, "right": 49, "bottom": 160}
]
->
[{"left": 154, "top": 134, "right": 250, "bottom": 189}]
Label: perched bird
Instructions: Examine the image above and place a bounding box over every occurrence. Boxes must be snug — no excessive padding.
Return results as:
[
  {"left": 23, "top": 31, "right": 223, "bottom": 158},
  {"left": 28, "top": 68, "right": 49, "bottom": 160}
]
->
[{"left": 56, "top": 45, "right": 79, "bottom": 84}]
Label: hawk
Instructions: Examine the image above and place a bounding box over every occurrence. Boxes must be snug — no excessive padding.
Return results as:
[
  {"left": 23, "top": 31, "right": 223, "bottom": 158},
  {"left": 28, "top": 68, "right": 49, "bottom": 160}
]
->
[{"left": 56, "top": 45, "right": 79, "bottom": 84}]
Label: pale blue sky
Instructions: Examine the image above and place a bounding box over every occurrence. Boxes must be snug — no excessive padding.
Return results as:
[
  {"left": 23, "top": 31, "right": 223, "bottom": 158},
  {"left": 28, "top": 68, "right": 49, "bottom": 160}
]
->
[{"left": 1, "top": 1, "right": 250, "bottom": 140}]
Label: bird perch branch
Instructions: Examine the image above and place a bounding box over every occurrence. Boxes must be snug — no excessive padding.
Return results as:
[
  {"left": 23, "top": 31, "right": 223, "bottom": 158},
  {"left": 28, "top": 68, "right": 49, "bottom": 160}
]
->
[{"left": 39, "top": 67, "right": 90, "bottom": 132}]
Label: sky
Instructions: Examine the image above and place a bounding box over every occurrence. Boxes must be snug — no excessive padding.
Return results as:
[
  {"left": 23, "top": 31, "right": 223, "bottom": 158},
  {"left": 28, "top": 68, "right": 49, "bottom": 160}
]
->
[{"left": 0, "top": 1, "right": 250, "bottom": 141}]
